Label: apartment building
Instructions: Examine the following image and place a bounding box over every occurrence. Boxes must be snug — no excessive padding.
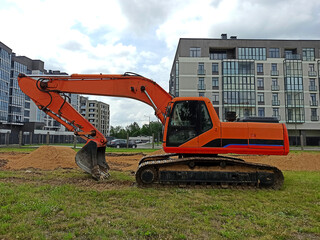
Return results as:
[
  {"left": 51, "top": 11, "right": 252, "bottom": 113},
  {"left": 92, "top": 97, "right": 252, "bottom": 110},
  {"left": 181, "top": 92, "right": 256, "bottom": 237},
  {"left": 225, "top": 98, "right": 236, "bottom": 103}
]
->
[
  {"left": 80, "top": 96, "right": 110, "bottom": 136},
  {"left": 170, "top": 35, "right": 320, "bottom": 145},
  {"left": 1, "top": 41, "right": 80, "bottom": 132}
]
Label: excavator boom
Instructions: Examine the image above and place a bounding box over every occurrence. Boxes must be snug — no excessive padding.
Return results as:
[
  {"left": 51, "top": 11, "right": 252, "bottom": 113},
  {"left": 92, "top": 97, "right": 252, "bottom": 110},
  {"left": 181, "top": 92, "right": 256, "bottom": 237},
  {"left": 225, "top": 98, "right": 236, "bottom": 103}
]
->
[{"left": 18, "top": 73, "right": 172, "bottom": 179}]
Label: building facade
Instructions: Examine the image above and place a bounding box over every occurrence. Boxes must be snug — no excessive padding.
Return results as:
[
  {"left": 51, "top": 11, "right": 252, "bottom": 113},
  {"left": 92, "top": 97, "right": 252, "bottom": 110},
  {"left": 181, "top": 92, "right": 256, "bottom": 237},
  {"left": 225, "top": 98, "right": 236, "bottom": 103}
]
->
[
  {"left": 170, "top": 36, "right": 320, "bottom": 145},
  {"left": 80, "top": 96, "right": 110, "bottom": 136},
  {"left": 1, "top": 41, "right": 81, "bottom": 134},
  {"left": 0, "top": 42, "right": 12, "bottom": 123}
]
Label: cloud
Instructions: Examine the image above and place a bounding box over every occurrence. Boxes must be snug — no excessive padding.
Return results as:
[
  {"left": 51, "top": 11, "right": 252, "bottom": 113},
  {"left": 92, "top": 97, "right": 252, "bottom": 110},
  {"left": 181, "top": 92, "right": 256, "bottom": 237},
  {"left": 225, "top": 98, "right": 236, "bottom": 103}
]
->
[
  {"left": 2, "top": 0, "right": 320, "bottom": 128},
  {"left": 118, "top": 0, "right": 187, "bottom": 36}
]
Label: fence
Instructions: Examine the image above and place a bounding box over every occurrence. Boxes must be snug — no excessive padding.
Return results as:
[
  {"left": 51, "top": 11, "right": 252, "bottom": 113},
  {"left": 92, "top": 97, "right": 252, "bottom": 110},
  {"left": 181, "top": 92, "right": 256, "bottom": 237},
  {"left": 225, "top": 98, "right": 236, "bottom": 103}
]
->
[{"left": 0, "top": 131, "right": 80, "bottom": 146}]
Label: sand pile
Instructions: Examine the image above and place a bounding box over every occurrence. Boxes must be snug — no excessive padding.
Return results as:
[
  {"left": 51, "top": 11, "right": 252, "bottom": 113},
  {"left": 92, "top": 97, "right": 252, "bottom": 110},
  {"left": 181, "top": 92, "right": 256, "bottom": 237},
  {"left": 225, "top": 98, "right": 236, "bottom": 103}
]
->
[
  {"left": 242, "top": 152, "right": 320, "bottom": 171},
  {"left": 5, "top": 146, "right": 77, "bottom": 170}
]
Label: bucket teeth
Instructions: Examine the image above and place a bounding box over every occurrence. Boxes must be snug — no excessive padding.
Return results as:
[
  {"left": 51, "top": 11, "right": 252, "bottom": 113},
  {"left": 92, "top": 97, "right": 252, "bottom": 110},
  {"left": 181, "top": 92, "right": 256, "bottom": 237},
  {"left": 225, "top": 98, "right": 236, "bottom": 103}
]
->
[{"left": 75, "top": 141, "right": 110, "bottom": 180}]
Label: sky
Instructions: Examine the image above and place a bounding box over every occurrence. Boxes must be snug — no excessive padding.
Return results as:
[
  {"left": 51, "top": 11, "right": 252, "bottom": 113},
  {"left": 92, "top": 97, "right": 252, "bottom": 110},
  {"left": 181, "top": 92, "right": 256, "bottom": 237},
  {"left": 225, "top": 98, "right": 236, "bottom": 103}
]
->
[{"left": 1, "top": 0, "right": 320, "bottom": 127}]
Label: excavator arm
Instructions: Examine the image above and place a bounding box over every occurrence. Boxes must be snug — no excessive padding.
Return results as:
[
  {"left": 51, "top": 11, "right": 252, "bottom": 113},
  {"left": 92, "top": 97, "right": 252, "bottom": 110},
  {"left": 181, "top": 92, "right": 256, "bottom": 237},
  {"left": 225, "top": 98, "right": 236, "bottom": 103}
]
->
[{"left": 18, "top": 72, "right": 173, "bottom": 179}]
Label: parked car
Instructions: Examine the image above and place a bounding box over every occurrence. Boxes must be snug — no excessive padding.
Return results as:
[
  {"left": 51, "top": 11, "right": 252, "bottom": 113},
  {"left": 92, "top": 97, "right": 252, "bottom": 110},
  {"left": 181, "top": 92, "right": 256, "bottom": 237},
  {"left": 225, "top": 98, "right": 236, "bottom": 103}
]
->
[{"left": 107, "top": 139, "right": 137, "bottom": 148}]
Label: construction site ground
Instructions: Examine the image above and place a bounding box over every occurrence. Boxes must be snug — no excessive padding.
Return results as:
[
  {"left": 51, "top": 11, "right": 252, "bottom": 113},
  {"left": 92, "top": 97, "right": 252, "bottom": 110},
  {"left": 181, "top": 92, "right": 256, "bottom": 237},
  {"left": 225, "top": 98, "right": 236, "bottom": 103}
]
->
[
  {"left": 1, "top": 146, "right": 319, "bottom": 239},
  {"left": 0, "top": 145, "right": 319, "bottom": 173}
]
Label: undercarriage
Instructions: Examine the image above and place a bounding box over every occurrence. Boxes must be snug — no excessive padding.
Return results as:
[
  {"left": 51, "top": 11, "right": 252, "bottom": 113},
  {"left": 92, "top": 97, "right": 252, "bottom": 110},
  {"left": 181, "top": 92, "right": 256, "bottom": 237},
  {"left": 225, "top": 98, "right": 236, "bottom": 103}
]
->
[{"left": 135, "top": 154, "right": 284, "bottom": 189}]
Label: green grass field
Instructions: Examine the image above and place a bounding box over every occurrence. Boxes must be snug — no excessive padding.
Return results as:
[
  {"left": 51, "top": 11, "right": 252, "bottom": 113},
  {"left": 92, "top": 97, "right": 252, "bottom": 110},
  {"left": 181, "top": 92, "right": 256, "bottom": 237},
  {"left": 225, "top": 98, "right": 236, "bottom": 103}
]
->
[
  {"left": 0, "top": 169, "right": 319, "bottom": 239},
  {"left": 0, "top": 147, "right": 319, "bottom": 239}
]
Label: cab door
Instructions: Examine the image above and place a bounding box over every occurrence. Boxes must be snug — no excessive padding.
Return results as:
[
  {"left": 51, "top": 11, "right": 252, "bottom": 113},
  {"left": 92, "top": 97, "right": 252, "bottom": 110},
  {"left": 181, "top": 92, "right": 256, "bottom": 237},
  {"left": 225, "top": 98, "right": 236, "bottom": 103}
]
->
[{"left": 165, "top": 100, "right": 213, "bottom": 148}]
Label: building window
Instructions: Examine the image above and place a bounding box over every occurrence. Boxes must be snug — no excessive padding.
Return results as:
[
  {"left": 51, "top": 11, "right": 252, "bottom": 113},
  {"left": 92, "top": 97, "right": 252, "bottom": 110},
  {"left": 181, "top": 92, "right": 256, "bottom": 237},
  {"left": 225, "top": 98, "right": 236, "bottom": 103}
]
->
[
  {"left": 198, "top": 62, "right": 205, "bottom": 75},
  {"left": 238, "top": 47, "right": 266, "bottom": 60},
  {"left": 272, "top": 78, "right": 279, "bottom": 91},
  {"left": 271, "top": 63, "right": 279, "bottom": 76},
  {"left": 311, "top": 109, "right": 318, "bottom": 121},
  {"left": 309, "top": 79, "right": 317, "bottom": 91},
  {"left": 310, "top": 93, "right": 317, "bottom": 106},
  {"left": 212, "top": 63, "right": 219, "bottom": 74},
  {"left": 212, "top": 93, "right": 219, "bottom": 104},
  {"left": 272, "top": 93, "right": 279, "bottom": 106},
  {"left": 258, "top": 107, "right": 265, "bottom": 117},
  {"left": 257, "top": 78, "right": 264, "bottom": 90},
  {"left": 222, "top": 61, "right": 255, "bottom": 75},
  {"left": 273, "top": 108, "right": 279, "bottom": 118},
  {"left": 269, "top": 48, "right": 280, "bottom": 58},
  {"left": 198, "top": 77, "right": 205, "bottom": 90},
  {"left": 212, "top": 77, "right": 219, "bottom": 89},
  {"left": 308, "top": 64, "right": 317, "bottom": 76},
  {"left": 199, "top": 92, "right": 205, "bottom": 97},
  {"left": 89, "top": 103, "right": 95, "bottom": 107},
  {"left": 302, "top": 48, "right": 315, "bottom": 61},
  {"left": 190, "top": 47, "right": 201, "bottom": 57},
  {"left": 210, "top": 51, "right": 227, "bottom": 60},
  {"left": 257, "top": 93, "right": 264, "bottom": 104},
  {"left": 257, "top": 63, "right": 263, "bottom": 74}
]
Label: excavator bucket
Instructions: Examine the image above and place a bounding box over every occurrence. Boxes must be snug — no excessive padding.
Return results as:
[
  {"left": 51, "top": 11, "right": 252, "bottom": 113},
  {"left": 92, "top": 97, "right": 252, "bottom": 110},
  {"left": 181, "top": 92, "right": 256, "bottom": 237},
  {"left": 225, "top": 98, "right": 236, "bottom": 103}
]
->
[{"left": 75, "top": 141, "right": 110, "bottom": 180}]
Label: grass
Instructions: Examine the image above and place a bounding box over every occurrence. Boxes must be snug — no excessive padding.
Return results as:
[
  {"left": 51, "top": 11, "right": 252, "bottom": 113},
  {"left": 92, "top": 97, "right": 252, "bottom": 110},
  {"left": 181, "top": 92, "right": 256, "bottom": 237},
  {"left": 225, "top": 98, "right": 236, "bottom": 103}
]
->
[{"left": 0, "top": 169, "right": 319, "bottom": 239}]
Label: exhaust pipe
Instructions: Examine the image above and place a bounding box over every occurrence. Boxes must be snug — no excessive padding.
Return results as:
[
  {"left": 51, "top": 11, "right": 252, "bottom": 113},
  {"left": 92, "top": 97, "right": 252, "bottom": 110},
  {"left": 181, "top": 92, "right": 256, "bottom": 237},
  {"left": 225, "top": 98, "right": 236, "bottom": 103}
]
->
[{"left": 75, "top": 141, "right": 110, "bottom": 180}]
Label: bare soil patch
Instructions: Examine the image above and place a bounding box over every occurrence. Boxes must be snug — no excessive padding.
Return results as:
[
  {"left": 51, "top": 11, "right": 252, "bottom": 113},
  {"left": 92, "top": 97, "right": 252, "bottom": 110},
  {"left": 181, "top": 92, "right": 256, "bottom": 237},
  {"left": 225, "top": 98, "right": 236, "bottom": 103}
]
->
[
  {"left": 0, "top": 146, "right": 319, "bottom": 172},
  {"left": 3, "top": 146, "right": 77, "bottom": 170}
]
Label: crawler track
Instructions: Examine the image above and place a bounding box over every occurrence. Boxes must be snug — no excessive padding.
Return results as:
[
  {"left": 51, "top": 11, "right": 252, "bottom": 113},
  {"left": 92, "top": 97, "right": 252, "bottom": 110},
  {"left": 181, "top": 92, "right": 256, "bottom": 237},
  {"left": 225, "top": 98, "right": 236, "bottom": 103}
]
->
[{"left": 136, "top": 154, "right": 284, "bottom": 189}]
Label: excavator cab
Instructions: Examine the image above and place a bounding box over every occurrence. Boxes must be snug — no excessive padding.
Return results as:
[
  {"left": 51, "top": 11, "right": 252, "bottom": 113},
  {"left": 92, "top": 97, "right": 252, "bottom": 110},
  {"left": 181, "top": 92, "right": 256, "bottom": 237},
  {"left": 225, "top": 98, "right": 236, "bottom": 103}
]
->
[{"left": 166, "top": 100, "right": 213, "bottom": 147}]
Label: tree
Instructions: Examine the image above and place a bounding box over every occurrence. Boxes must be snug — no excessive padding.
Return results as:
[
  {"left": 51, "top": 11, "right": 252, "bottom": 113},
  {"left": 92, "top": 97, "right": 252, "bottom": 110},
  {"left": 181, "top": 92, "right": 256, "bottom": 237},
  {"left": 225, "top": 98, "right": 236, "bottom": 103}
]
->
[
  {"left": 126, "top": 122, "right": 141, "bottom": 137},
  {"left": 109, "top": 121, "right": 163, "bottom": 141},
  {"left": 149, "top": 121, "right": 163, "bottom": 142},
  {"left": 109, "top": 125, "right": 127, "bottom": 139}
]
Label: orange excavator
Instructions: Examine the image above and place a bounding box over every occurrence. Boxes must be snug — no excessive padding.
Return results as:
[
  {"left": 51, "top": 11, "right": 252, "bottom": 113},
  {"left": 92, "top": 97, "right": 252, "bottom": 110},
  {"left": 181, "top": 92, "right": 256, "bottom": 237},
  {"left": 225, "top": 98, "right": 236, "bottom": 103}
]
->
[{"left": 18, "top": 72, "right": 289, "bottom": 189}]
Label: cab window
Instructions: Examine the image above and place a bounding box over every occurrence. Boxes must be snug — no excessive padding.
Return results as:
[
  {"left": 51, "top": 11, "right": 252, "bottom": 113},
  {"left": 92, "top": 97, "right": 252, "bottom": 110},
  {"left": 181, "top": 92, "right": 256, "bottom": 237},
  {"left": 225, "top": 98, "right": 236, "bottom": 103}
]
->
[{"left": 166, "top": 101, "right": 212, "bottom": 146}]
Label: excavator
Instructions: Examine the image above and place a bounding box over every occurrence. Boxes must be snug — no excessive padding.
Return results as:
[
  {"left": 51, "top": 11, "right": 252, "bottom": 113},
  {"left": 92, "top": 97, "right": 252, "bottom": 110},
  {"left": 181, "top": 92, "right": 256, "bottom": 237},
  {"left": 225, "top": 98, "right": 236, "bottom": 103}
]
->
[{"left": 18, "top": 72, "right": 289, "bottom": 189}]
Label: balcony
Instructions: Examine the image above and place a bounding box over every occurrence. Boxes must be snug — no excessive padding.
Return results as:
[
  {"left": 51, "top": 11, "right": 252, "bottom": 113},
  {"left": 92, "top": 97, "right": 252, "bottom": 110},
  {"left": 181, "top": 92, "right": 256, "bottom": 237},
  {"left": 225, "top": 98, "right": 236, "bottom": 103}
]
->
[
  {"left": 198, "top": 69, "right": 206, "bottom": 75},
  {"left": 272, "top": 100, "right": 280, "bottom": 106},
  {"left": 271, "top": 85, "right": 280, "bottom": 91},
  {"left": 308, "top": 71, "right": 317, "bottom": 77},
  {"left": 311, "top": 115, "right": 319, "bottom": 121},
  {"left": 258, "top": 101, "right": 265, "bottom": 105},
  {"left": 197, "top": 84, "right": 206, "bottom": 90},
  {"left": 212, "top": 101, "right": 219, "bottom": 105},
  {"left": 285, "top": 54, "right": 301, "bottom": 60},
  {"left": 310, "top": 100, "right": 318, "bottom": 106},
  {"left": 309, "top": 85, "right": 317, "bottom": 91},
  {"left": 270, "top": 70, "right": 279, "bottom": 76}
]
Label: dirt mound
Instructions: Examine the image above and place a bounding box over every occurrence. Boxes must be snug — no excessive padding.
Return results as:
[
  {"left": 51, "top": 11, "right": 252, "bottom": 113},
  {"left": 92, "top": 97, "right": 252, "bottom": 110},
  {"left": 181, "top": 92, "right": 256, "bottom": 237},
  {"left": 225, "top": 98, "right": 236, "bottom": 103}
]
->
[
  {"left": 242, "top": 152, "right": 320, "bottom": 171},
  {"left": 5, "top": 146, "right": 77, "bottom": 170},
  {"left": 147, "top": 149, "right": 165, "bottom": 155}
]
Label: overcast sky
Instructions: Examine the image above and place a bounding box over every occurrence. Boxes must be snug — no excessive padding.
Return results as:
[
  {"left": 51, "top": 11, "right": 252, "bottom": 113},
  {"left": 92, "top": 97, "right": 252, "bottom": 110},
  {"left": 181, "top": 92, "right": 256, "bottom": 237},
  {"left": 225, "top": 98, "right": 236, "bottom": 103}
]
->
[{"left": 1, "top": 0, "right": 320, "bottom": 127}]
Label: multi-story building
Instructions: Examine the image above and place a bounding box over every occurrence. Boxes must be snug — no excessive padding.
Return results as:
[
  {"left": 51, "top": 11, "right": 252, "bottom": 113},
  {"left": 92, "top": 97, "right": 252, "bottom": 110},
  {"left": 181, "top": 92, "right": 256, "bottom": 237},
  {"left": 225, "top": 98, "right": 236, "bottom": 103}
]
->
[
  {"left": 80, "top": 96, "right": 110, "bottom": 136},
  {"left": 1, "top": 41, "right": 81, "bottom": 133},
  {"left": 170, "top": 35, "right": 320, "bottom": 145},
  {"left": 0, "top": 42, "right": 12, "bottom": 123},
  {"left": 10, "top": 54, "right": 45, "bottom": 124}
]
